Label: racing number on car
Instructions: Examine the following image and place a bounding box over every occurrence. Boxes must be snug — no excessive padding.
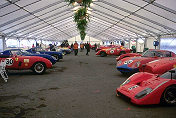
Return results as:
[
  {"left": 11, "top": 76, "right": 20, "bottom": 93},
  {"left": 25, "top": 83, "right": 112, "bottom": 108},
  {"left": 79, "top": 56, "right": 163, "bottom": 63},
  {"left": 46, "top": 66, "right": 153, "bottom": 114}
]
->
[
  {"left": 110, "top": 50, "right": 114, "bottom": 54},
  {"left": 6, "top": 58, "right": 14, "bottom": 66}
]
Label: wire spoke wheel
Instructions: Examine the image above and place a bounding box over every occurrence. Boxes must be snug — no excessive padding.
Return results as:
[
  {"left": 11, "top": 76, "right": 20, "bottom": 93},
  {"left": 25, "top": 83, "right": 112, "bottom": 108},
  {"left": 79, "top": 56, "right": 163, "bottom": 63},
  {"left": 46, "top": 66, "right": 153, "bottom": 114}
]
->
[{"left": 32, "top": 62, "right": 46, "bottom": 74}]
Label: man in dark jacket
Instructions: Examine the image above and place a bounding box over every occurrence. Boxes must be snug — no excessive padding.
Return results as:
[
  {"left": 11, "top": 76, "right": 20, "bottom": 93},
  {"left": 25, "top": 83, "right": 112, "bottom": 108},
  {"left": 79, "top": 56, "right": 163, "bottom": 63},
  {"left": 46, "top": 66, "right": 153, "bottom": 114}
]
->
[{"left": 85, "top": 42, "right": 90, "bottom": 55}]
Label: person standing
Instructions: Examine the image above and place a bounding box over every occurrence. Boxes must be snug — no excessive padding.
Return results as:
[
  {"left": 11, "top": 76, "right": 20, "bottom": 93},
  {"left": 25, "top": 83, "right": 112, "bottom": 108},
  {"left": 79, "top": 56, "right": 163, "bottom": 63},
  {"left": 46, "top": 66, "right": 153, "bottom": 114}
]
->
[
  {"left": 80, "top": 43, "right": 84, "bottom": 52},
  {"left": 85, "top": 42, "right": 90, "bottom": 55},
  {"left": 32, "top": 44, "right": 35, "bottom": 48},
  {"left": 94, "top": 43, "right": 97, "bottom": 51},
  {"left": 73, "top": 41, "right": 78, "bottom": 56},
  {"left": 71, "top": 43, "right": 73, "bottom": 52}
]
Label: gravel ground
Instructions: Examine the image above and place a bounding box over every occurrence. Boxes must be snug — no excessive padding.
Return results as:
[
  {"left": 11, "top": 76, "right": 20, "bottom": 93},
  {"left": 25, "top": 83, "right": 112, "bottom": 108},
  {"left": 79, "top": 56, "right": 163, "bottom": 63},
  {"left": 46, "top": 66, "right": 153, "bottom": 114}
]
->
[{"left": 0, "top": 50, "right": 176, "bottom": 118}]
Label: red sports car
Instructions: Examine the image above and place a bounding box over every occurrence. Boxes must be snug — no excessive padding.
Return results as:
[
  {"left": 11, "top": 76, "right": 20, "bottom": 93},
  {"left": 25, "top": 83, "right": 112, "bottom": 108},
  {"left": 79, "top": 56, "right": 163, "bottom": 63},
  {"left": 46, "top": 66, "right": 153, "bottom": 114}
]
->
[
  {"left": 0, "top": 55, "right": 52, "bottom": 74},
  {"left": 116, "top": 49, "right": 176, "bottom": 74},
  {"left": 116, "top": 53, "right": 141, "bottom": 61},
  {"left": 96, "top": 45, "right": 119, "bottom": 52},
  {"left": 139, "top": 57, "right": 176, "bottom": 75},
  {"left": 116, "top": 69, "right": 176, "bottom": 105},
  {"left": 96, "top": 47, "right": 131, "bottom": 57}
]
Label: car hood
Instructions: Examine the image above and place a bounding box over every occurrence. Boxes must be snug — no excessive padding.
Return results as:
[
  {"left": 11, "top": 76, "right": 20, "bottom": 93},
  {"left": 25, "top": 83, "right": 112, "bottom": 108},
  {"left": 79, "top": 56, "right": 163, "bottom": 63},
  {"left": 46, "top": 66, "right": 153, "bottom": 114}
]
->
[
  {"left": 119, "top": 56, "right": 155, "bottom": 65},
  {"left": 119, "top": 77, "right": 169, "bottom": 95},
  {"left": 125, "top": 56, "right": 152, "bottom": 61}
]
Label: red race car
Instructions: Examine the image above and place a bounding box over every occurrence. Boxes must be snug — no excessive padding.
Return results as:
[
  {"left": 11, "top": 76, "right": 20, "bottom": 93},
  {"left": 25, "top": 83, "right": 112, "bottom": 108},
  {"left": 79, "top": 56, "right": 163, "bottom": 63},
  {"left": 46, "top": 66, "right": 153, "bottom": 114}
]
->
[
  {"left": 0, "top": 55, "right": 52, "bottom": 74},
  {"left": 96, "top": 47, "right": 131, "bottom": 57},
  {"left": 116, "top": 49, "right": 176, "bottom": 74},
  {"left": 116, "top": 53, "right": 141, "bottom": 61},
  {"left": 139, "top": 57, "right": 176, "bottom": 75},
  {"left": 116, "top": 68, "right": 176, "bottom": 105},
  {"left": 96, "top": 45, "right": 119, "bottom": 52}
]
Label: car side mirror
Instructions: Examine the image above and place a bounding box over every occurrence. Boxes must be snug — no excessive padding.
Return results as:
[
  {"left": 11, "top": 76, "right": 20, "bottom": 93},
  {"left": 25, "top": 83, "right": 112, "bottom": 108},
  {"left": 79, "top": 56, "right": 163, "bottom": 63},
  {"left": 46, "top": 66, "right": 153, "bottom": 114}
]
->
[
  {"left": 169, "top": 70, "right": 175, "bottom": 79},
  {"left": 169, "top": 70, "right": 175, "bottom": 73}
]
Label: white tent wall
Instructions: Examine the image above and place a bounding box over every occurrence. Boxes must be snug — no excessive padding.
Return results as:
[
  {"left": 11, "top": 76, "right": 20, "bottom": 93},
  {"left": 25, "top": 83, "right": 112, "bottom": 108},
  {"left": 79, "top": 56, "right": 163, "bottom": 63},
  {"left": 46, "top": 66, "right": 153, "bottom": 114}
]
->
[
  {"left": 5, "top": 38, "right": 54, "bottom": 50},
  {"left": 129, "top": 40, "right": 136, "bottom": 49},
  {"left": 0, "top": 38, "right": 3, "bottom": 52},
  {"left": 124, "top": 41, "right": 130, "bottom": 49},
  {"left": 68, "top": 35, "right": 103, "bottom": 45},
  {"left": 0, "top": 0, "right": 176, "bottom": 49},
  {"left": 160, "top": 34, "right": 176, "bottom": 53},
  {"left": 146, "top": 37, "right": 157, "bottom": 49},
  {"left": 136, "top": 41, "right": 144, "bottom": 52},
  {"left": 0, "top": 36, "right": 6, "bottom": 52}
]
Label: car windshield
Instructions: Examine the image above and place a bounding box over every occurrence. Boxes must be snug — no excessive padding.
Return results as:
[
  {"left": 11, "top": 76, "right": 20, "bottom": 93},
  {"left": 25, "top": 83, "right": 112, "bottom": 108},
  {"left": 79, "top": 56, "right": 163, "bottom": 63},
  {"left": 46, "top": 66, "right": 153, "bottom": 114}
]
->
[
  {"left": 160, "top": 69, "right": 176, "bottom": 79},
  {"left": 142, "top": 50, "right": 164, "bottom": 57},
  {"left": 20, "top": 50, "right": 32, "bottom": 55}
]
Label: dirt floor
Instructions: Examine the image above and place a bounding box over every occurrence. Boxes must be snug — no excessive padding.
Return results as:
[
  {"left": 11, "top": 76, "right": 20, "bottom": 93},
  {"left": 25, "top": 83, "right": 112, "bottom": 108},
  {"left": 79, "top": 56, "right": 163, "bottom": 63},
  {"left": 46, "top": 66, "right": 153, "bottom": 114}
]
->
[{"left": 0, "top": 50, "right": 176, "bottom": 118}]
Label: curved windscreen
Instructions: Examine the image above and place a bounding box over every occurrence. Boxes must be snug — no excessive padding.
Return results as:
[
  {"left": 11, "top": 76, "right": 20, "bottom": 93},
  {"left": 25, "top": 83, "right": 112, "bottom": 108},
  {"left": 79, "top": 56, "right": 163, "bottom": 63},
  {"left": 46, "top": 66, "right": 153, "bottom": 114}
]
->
[
  {"left": 160, "top": 69, "right": 176, "bottom": 79},
  {"left": 142, "top": 50, "right": 171, "bottom": 57}
]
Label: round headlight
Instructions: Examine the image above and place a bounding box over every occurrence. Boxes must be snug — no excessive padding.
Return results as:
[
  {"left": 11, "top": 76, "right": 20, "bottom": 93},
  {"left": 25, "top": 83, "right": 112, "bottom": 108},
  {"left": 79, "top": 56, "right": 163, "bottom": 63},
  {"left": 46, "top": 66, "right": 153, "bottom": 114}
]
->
[
  {"left": 128, "top": 60, "right": 133, "bottom": 64},
  {"left": 124, "top": 61, "right": 128, "bottom": 64}
]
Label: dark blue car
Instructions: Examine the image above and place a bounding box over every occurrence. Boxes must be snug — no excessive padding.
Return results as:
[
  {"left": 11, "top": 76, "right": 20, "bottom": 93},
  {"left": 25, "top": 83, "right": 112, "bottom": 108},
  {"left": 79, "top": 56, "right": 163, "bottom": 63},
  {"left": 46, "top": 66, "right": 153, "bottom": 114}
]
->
[
  {"left": 1, "top": 49, "right": 57, "bottom": 65},
  {"left": 26, "top": 47, "right": 63, "bottom": 61}
]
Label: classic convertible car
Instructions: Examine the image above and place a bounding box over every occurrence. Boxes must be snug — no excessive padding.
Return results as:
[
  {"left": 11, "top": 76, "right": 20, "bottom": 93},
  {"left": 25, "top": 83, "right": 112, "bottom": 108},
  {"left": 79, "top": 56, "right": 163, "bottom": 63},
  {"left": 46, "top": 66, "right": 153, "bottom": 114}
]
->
[
  {"left": 1, "top": 49, "right": 57, "bottom": 65},
  {"left": 116, "top": 68, "right": 176, "bottom": 105},
  {"left": 0, "top": 55, "right": 52, "bottom": 74},
  {"left": 96, "top": 46, "right": 131, "bottom": 57},
  {"left": 116, "top": 49, "right": 176, "bottom": 74},
  {"left": 26, "top": 47, "right": 63, "bottom": 61}
]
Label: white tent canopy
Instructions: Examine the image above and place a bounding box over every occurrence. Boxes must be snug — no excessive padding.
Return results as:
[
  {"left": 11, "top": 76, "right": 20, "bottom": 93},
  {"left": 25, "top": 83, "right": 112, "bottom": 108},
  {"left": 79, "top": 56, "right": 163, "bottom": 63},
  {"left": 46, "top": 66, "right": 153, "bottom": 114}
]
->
[{"left": 0, "top": 0, "right": 176, "bottom": 42}]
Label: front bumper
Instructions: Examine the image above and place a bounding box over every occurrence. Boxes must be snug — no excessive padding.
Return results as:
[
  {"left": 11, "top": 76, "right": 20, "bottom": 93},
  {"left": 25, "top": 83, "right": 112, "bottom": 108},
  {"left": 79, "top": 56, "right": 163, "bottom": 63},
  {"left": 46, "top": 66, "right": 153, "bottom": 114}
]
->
[
  {"left": 116, "top": 88, "right": 145, "bottom": 105},
  {"left": 116, "top": 64, "right": 139, "bottom": 73}
]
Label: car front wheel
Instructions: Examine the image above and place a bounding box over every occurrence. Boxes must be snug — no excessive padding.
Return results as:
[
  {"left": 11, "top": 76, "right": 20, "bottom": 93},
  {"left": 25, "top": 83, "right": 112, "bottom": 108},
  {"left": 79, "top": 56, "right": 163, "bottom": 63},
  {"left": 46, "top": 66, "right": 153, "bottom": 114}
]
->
[
  {"left": 161, "top": 85, "right": 176, "bottom": 105},
  {"left": 32, "top": 62, "right": 46, "bottom": 74},
  {"left": 100, "top": 52, "right": 107, "bottom": 57}
]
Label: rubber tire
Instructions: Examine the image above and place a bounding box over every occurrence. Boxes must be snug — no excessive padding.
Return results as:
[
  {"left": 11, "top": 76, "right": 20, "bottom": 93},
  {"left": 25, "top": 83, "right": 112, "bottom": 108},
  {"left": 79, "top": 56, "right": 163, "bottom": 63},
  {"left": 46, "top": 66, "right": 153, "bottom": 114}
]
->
[
  {"left": 52, "top": 54, "right": 59, "bottom": 62},
  {"left": 32, "top": 62, "right": 46, "bottom": 75},
  {"left": 100, "top": 52, "right": 107, "bottom": 57},
  {"left": 119, "top": 51, "right": 126, "bottom": 55},
  {"left": 161, "top": 85, "right": 176, "bottom": 105}
]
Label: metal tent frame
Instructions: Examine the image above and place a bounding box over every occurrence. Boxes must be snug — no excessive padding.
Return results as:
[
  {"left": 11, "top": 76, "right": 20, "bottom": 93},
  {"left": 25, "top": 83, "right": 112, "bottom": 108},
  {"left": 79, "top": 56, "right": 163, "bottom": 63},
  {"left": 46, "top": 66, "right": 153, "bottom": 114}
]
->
[{"left": 0, "top": 0, "right": 175, "bottom": 43}]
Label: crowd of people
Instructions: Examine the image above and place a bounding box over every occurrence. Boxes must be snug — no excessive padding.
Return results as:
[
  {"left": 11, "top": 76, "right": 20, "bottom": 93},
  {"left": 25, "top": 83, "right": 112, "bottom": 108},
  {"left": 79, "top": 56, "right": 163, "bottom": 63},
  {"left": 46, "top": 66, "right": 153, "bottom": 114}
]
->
[
  {"left": 32, "top": 40, "right": 98, "bottom": 56},
  {"left": 71, "top": 41, "right": 98, "bottom": 56}
]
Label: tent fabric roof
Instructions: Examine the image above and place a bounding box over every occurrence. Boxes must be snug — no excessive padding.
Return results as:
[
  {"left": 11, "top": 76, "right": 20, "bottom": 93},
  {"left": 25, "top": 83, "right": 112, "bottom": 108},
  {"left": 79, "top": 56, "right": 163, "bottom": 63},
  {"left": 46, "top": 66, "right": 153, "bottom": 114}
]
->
[{"left": 0, "top": 0, "right": 175, "bottom": 41}]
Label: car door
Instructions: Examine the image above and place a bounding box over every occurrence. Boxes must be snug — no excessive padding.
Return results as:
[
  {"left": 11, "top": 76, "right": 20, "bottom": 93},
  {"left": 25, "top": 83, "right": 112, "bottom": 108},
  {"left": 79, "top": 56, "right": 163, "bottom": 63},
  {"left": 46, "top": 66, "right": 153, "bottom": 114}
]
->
[{"left": 18, "top": 56, "right": 31, "bottom": 69}]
